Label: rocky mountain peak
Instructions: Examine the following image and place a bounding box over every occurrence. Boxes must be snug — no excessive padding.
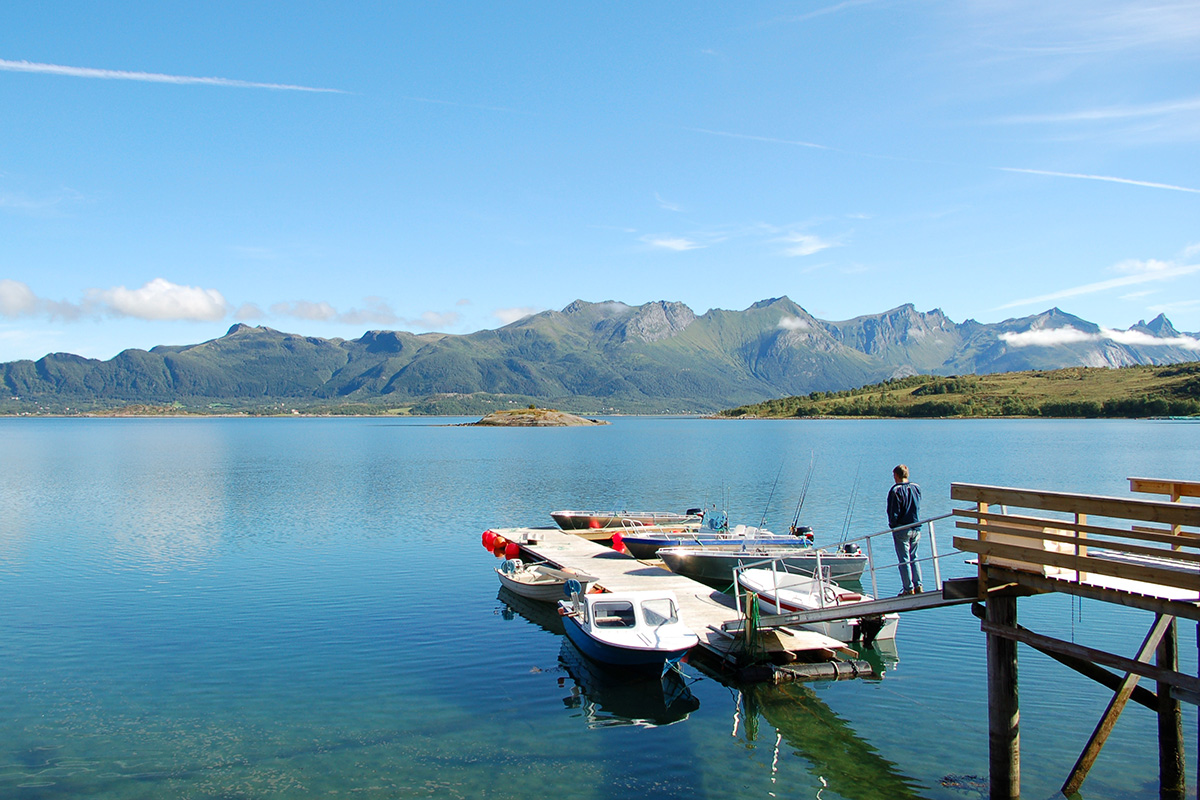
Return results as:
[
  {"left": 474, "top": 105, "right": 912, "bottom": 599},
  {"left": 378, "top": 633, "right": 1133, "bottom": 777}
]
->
[{"left": 618, "top": 301, "right": 696, "bottom": 343}]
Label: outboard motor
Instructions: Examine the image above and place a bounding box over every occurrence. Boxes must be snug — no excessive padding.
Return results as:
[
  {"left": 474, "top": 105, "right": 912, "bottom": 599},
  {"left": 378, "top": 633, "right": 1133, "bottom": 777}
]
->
[
  {"left": 790, "top": 525, "right": 815, "bottom": 543},
  {"left": 841, "top": 542, "right": 861, "bottom": 555}
]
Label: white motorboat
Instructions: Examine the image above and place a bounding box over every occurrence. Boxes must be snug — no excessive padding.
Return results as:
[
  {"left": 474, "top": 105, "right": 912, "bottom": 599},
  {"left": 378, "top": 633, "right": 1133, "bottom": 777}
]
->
[
  {"left": 737, "top": 566, "right": 899, "bottom": 644},
  {"left": 558, "top": 589, "right": 699, "bottom": 672}
]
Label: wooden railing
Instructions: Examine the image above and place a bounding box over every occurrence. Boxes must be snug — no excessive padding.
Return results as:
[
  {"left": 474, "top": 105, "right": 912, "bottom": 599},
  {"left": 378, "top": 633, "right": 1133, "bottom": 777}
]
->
[{"left": 951, "top": 482, "right": 1200, "bottom": 598}]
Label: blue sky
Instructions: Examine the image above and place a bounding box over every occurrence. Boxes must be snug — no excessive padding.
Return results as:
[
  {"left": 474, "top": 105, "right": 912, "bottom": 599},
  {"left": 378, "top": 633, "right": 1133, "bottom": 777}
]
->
[{"left": 1, "top": 1, "right": 1198, "bottom": 362}]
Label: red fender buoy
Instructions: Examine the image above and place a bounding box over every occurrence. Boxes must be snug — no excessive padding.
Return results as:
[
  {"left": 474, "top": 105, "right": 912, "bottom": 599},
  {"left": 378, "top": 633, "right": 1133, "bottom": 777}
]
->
[{"left": 504, "top": 541, "right": 520, "bottom": 558}]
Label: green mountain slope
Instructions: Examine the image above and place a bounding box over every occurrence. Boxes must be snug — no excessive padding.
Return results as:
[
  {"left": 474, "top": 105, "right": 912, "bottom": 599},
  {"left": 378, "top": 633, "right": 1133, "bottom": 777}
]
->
[{"left": 3, "top": 297, "right": 1198, "bottom": 414}]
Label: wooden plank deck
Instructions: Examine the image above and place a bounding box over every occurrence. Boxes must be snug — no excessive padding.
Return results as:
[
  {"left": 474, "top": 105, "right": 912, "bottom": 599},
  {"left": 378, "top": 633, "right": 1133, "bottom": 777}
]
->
[{"left": 491, "top": 526, "right": 852, "bottom": 662}]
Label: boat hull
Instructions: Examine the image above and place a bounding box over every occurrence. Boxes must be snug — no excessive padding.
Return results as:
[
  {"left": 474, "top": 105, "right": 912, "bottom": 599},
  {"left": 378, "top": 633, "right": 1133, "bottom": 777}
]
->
[
  {"left": 496, "top": 564, "right": 596, "bottom": 603},
  {"left": 551, "top": 510, "right": 701, "bottom": 531},
  {"left": 560, "top": 613, "right": 691, "bottom": 669},
  {"left": 737, "top": 569, "right": 899, "bottom": 643},
  {"left": 658, "top": 546, "right": 867, "bottom": 584}
]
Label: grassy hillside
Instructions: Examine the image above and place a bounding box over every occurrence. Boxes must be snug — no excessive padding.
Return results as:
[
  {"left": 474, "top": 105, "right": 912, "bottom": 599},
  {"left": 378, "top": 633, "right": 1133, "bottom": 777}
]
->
[{"left": 720, "top": 362, "right": 1200, "bottom": 419}]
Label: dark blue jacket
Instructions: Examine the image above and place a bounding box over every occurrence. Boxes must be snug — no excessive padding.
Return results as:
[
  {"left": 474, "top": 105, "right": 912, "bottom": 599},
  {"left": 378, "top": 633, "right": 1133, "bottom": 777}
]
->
[{"left": 887, "top": 482, "right": 922, "bottom": 531}]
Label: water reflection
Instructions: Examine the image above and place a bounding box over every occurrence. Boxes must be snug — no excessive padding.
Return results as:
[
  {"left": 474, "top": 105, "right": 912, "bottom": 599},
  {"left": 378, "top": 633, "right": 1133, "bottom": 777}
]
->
[
  {"left": 495, "top": 586, "right": 566, "bottom": 636},
  {"left": 558, "top": 639, "right": 699, "bottom": 728},
  {"left": 855, "top": 638, "right": 900, "bottom": 678},
  {"left": 739, "top": 681, "right": 928, "bottom": 800}
]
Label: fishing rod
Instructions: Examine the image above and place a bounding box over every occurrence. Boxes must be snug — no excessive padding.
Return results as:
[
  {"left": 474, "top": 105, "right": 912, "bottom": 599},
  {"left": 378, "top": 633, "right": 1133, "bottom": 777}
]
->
[
  {"left": 840, "top": 461, "right": 862, "bottom": 543},
  {"left": 790, "top": 452, "right": 816, "bottom": 535},
  {"left": 758, "top": 463, "right": 784, "bottom": 531}
]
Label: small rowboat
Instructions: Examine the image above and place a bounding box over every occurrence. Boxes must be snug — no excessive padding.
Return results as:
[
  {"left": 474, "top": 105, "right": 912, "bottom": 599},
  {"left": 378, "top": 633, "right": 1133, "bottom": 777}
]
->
[
  {"left": 657, "top": 543, "right": 867, "bottom": 585},
  {"left": 496, "top": 559, "right": 598, "bottom": 603},
  {"left": 550, "top": 509, "right": 703, "bottom": 532}
]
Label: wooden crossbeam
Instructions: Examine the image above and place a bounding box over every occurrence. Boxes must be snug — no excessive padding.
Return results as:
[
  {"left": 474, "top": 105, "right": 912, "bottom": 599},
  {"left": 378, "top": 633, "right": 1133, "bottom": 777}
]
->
[
  {"left": 977, "top": 620, "right": 1200, "bottom": 699},
  {"left": 1062, "top": 614, "right": 1173, "bottom": 796},
  {"left": 1129, "top": 477, "right": 1200, "bottom": 500},
  {"left": 954, "top": 508, "right": 1200, "bottom": 547},
  {"left": 956, "top": 537, "right": 1200, "bottom": 593},
  {"left": 983, "top": 565, "right": 1200, "bottom": 622},
  {"left": 951, "top": 484, "right": 1200, "bottom": 528},
  {"left": 954, "top": 520, "right": 1200, "bottom": 565},
  {"left": 969, "top": 603, "right": 1158, "bottom": 710}
]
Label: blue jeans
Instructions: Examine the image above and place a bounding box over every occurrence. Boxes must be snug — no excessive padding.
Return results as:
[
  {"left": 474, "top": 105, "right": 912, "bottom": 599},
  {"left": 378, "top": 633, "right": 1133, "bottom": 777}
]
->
[{"left": 893, "top": 527, "right": 922, "bottom": 592}]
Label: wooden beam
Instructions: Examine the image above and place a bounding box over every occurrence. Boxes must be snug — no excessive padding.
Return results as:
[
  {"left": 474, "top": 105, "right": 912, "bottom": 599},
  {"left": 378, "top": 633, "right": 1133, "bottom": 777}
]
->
[
  {"left": 951, "top": 484, "right": 1200, "bottom": 528},
  {"left": 955, "top": 537, "right": 1200, "bottom": 593},
  {"left": 978, "top": 620, "right": 1200, "bottom": 699},
  {"left": 969, "top": 604, "right": 1158, "bottom": 710},
  {"left": 955, "top": 520, "right": 1200, "bottom": 565},
  {"left": 981, "top": 566, "right": 1200, "bottom": 622},
  {"left": 954, "top": 509, "right": 1200, "bottom": 547},
  {"left": 1130, "top": 477, "right": 1200, "bottom": 500},
  {"left": 1062, "top": 614, "right": 1172, "bottom": 796},
  {"left": 1159, "top": 618, "right": 1185, "bottom": 800},
  {"left": 986, "top": 595, "right": 1020, "bottom": 800}
]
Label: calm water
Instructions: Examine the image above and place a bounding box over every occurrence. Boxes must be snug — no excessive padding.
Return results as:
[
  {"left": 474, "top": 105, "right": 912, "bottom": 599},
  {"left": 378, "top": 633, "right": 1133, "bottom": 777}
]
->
[{"left": 0, "top": 417, "right": 1197, "bottom": 799}]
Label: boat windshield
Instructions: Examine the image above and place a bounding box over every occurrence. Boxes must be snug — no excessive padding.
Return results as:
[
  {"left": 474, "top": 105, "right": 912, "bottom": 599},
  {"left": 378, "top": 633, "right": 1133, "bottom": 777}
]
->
[
  {"left": 592, "top": 601, "right": 637, "bottom": 628},
  {"left": 640, "top": 597, "right": 679, "bottom": 626}
]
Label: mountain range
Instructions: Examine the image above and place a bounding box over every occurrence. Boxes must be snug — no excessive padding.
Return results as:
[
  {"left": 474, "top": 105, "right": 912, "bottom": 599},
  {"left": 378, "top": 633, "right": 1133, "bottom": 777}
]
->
[{"left": 3, "top": 297, "right": 1198, "bottom": 414}]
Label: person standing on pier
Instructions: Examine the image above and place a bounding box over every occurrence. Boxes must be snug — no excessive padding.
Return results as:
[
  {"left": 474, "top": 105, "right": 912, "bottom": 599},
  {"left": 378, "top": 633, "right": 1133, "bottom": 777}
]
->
[{"left": 887, "top": 464, "right": 923, "bottom": 595}]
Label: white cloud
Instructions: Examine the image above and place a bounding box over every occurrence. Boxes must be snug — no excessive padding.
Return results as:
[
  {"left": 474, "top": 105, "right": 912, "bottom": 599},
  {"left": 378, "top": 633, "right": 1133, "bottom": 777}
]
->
[
  {"left": 339, "top": 298, "right": 402, "bottom": 326},
  {"left": 961, "top": 1, "right": 1200, "bottom": 57},
  {"left": 0, "top": 279, "right": 38, "bottom": 317},
  {"left": 642, "top": 236, "right": 703, "bottom": 251},
  {"left": 409, "top": 311, "right": 460, "bottom": 330},
  {"left": 996, "top": 95, "right": 1200, "bottom": 125},
  {"left": 1000, "top": 326, "right": 1098, "bottom": 347},
  {"left": 494, "top": 306, "right": 542, "bottom": 325},
  {"left": 685, "top": 127, "right": 830, "bottom": 151},
  {"left": 778, "top": 316, "right": 811, "bottom": 331},
  {"left": 779, "top": 233, "right": 836, "bottom": 257},
  {"left": 997, "top": 258, "right": 1200, "bottom": 310},
  {"left": 230, "top": 245, "right": 280, "bottom": 261},
  {"left": 1149, "top": 299, "right": 1200, "bottom": 315},
  {"left": 1001, "top": 325, "right": 1200, "bottom": 350},
  {"left": 270, "top": 300, "right": 337, "bottom": 321},
  {"left": 0, "top": 58, "right": 344, "bottom": 93},
  {"left": 655, "top": 193, "right": 683, "bottom": 212},
  {"left": 87, "top": 279, "right": 228, "bottom": 321},
  {"left": 233, "top": 303, "right": 265, "bottom": 321},
  {"left": 999, "top": 167, "right": 1200, "bottom": 194}
]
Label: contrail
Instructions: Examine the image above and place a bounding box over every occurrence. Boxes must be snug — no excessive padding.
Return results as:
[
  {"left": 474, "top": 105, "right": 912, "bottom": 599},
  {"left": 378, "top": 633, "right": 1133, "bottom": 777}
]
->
[
  {"left": 999, "top": 167, "right": 1200, "bottom": 194},
  {"left": 0, "top": 58, "right": 345, "bottom": 93}
]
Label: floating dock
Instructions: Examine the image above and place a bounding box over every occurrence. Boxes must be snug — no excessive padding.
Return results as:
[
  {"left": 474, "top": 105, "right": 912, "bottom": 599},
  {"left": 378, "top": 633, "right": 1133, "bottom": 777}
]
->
[{"left": 489, "top": 526, "right": 860, "bottom": 673}]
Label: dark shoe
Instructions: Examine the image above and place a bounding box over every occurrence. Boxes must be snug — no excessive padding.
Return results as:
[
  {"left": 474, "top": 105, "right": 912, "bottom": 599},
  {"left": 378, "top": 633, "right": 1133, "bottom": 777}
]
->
[
  {"left": 913, "top": 585, "right": 923, "bottom": 594},
  {"left": 897, "top": 589, "right": 912, "bottom": 596}
]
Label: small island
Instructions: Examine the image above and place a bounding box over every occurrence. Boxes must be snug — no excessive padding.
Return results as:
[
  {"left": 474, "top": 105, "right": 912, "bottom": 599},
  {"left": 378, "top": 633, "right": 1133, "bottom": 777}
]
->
[{"left": 470, "top": 407, "right": 609, "bottom": 427}]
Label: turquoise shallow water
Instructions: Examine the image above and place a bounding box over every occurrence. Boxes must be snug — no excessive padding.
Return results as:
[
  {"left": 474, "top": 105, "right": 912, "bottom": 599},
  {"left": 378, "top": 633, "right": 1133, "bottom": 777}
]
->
[{"left": 0, "top": 417, "right": 1197, "bottom": 799}]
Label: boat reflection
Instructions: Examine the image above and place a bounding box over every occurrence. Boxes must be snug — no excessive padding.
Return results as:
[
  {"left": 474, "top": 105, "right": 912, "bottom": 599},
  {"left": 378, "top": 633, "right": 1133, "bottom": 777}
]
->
[
  {"left": 855, "top": 637, "right": 900, "bottom": 678},
  {"left": 558, "top": 638, "right": 700, "bottom": 729},
  {"left": 496, "top": 585, "right": 567, "bottom": 636},
  {"left": 738, "top": 680, "right": 927, "bottom": 800}
]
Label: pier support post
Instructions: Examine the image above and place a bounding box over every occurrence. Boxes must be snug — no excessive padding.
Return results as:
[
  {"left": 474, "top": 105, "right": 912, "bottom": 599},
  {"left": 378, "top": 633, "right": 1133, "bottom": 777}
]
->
[
  {"left": 1159, "top": 617, "right": 1184, "bottom": 800},
  {"left": 986, "top": 593, "right": 1019, "bottom": 800}
]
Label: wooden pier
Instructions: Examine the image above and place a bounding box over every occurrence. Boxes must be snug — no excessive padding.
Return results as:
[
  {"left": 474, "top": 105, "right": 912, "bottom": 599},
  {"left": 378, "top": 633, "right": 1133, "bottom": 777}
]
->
[
  {"left": 495, "top": 475, "right": 1200, "bottom": 799},
  {"left": 489, "top": 526, "right": 859, "bottom": 675},
  {"left": 952, "top": 478, "right": 1200, "bottom": 800}
]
